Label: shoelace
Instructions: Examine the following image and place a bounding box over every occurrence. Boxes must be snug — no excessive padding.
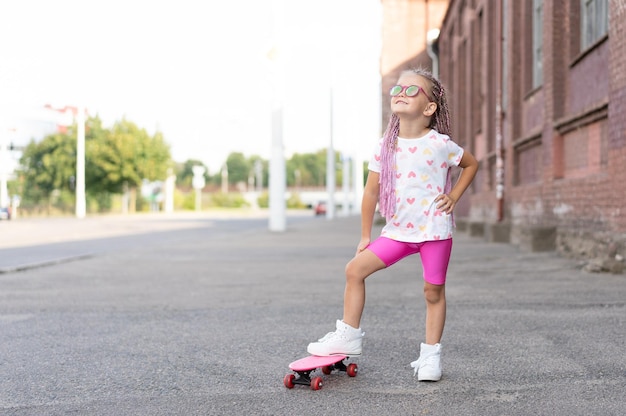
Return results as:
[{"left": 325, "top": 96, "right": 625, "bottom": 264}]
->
[
  {"left": 409, "top": 357, "right": 422, "bottom": 375},
  {"left": 317, "top": 327, "right": 364, "bottom": 343},
  {"left": 410, "top": 354, "right": 437, "bottom": 376},
  {"left": 318, "top": 331, "right": 342, "bottom": 342}
]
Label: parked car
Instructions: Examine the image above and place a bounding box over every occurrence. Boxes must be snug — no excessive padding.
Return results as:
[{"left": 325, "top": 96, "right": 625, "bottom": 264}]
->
[
  {"left": 314, "top": 201, "right": 327, "bottom": 216},
  {"left": 0, "top": 207, "right": 11, "bottom": 220}
]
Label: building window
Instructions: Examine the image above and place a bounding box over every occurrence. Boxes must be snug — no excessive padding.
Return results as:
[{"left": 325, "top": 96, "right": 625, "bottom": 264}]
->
[
  {"left": 532, "top": 0, "right": 543, "bottom": 88},
  {"left": 581, "top": 0, "right": 608, "bottom": 50}
]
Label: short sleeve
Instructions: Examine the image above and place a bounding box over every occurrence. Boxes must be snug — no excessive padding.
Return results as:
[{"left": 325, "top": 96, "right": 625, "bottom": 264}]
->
[
  {"left": 446, "top": 138, "right": 464, "bottom": 167},
  {"left": 367, "top": 138, "right": 384, "bottom": 173}
]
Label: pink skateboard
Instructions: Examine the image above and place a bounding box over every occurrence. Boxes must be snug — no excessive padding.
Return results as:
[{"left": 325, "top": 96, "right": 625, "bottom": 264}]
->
[{"left": 283, "top": 355, "right": 358, "bottom": 390}]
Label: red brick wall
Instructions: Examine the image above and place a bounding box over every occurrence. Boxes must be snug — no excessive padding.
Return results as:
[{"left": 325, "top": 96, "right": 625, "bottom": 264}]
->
[
  {"left": 607, "top": 0, "right": 626, "bottom": 232},
  {"left": 435, "top": 0, "right": 626, "bottom": 256}
]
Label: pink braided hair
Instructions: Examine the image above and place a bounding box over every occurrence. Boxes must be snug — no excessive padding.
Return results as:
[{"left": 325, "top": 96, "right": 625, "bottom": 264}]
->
[{"left": 378, "top": 113, "right": 400, "bottom": 220}]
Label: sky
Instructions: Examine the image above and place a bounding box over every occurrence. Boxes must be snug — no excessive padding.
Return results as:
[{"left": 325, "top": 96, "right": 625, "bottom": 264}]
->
[{"left": 0, "top": 0, "right": 381, "bottom": 175}]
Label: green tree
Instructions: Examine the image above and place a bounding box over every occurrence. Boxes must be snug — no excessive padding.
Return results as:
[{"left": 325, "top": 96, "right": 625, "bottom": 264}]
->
[
  {"left": 286, "top": 149, "right": 343, "bottom": 187},
  {"left": 140, "top": 130, "right": 171, "bottom": 181},
  {"left": 225, "top": 152, "right": 250, "bottom": 185},
  {"left": 88, "top": 118, "right": 171, "bottom": 193},
  {"left": 287, "top": 151, "right": 325, "bottom": 187},
  {"left": 19, "top": 133, "right": 76, "bottom": 208},
  {"left": 18, "top": 116, "right": 172, "bottom": 213}
]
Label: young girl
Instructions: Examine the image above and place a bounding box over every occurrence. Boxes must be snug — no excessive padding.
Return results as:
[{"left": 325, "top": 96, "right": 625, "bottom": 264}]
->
[{"left": 307, "top": 68, "right": 478, "bottom": 381}]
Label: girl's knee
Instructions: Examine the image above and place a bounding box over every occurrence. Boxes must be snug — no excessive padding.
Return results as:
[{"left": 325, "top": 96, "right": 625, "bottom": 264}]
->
[
  {"left": 345, "top": 257, "right": 371, "bottom": 284},
  {"left": 345, "top": 259, "right": 363, "bottom": 283},
  {"left": 345, "top": 251, "right": 386, "bottom": 284},
  {"left": 423, "top": 283, "right": 445, "bottom": 304}
]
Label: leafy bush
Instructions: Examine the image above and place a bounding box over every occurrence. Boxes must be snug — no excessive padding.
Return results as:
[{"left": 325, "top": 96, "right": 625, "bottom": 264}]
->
[{"left": 210, "top": 192, "right": 250, "bottom": 208}]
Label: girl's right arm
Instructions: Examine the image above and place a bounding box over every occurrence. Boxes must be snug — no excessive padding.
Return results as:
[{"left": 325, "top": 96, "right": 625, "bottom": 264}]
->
[{"left": 357, "top": 170, "right": 380, "bottom": 254}]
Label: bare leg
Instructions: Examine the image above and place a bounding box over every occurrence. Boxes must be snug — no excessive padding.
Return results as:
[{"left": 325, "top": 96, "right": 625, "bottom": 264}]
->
[
  {"left": 342, "top": 250, "right": 386, "bottom": 329},
  {"left": 423, "top": 282, "right": 446, "bottom": 344}
]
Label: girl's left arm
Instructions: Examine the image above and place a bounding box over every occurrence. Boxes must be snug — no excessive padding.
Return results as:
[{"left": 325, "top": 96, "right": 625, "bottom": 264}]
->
[{"left": 436, "top": 150, "right": 478, "bottom": 214}]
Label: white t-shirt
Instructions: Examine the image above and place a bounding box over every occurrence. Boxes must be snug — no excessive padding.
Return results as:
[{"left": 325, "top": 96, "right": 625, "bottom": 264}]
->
[{"left": 368, "top": 129, "right": 465, "bottom": 243}]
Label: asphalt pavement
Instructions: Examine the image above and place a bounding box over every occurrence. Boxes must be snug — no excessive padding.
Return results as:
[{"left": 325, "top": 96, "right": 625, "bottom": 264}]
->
[{"left": 0, "top": 211, "right": 624, "bottom": 415}]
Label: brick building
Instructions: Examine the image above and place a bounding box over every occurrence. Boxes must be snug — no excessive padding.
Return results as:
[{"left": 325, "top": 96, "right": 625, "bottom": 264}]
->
[
  {"left": 380, "top": 0, "right": 450, "bottom": 126},
  {"left": 381, "top": 0, "right": 624, "bottom": 265}
]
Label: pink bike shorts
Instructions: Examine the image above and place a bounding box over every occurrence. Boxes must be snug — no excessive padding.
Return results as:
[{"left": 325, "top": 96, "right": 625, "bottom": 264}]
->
[{"left": 366, "top": 237, "right": 453, "bottom": 285}]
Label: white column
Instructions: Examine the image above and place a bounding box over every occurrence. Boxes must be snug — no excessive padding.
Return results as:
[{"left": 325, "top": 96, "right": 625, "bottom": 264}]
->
[
  {"left": 325, "top": 87, "right": 335, "bottom": 220},
  {"left": 221, "top": 163, "right": 228, "bottom": 194},
  {"left": 192, "top": 166, "right": 206, "bottom": 212},
  {"left": 269, "top": 106, "right": 286, "bottom": 231},
  {"left": 268, "top": 0, "right": 286, "bottom": 232},
  {"left": 75, "top": 107, "right": 86, "bottom": 218},
  {"left": 0, "top": 129, "right": 8, "bottom": 209}
]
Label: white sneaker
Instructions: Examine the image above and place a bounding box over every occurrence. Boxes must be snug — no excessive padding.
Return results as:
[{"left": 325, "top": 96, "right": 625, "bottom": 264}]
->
[
  {"left": 307, "top": 320, "right": 364, "bottom": 356},
  {"left": 410, "top": 343, "right": 442, "bottom": 381}
]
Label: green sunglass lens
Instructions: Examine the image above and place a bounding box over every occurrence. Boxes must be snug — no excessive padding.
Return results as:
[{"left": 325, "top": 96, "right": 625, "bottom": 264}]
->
[
  {"left": 405, "top": 86, "right": 419, "bottom": 96},
  {"left": 390, "top": 86, "right": 402, "bottom": 96}
]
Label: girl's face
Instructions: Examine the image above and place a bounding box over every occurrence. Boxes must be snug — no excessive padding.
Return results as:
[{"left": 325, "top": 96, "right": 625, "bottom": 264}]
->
[{"left": 390, "top": 74, "right": 435, "bottom": 118}]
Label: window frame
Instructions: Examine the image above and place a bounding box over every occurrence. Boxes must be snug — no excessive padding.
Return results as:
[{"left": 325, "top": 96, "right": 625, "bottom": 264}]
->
[
  {"left": 531, "top": 0, "right": 543, "bottom": 89},
  {"left": 581, "top": 0, "right": 608, "bottom": 51}
]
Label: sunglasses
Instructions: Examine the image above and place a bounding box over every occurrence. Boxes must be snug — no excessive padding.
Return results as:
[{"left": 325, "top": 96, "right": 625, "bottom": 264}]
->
[{"left": 389, "top": 85, "right": 432, "bottom": 100}]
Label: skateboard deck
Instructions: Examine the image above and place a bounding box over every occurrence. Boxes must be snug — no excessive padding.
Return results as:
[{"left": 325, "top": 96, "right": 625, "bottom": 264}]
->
[{"left": 284, "top": 355, "right": 358, "bottom": 390}]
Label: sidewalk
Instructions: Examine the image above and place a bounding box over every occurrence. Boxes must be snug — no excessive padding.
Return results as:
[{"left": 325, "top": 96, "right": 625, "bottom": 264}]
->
[
  {"left": 0, "top": 213, "right": 624, "bottom": 415},
  {"left": 0, "top": 209, "right": 278, "bottom": 249}
]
